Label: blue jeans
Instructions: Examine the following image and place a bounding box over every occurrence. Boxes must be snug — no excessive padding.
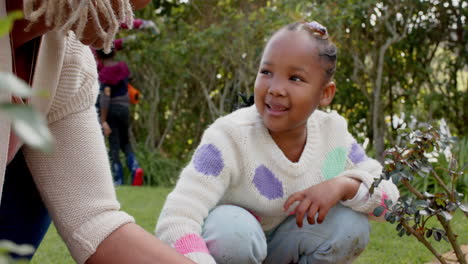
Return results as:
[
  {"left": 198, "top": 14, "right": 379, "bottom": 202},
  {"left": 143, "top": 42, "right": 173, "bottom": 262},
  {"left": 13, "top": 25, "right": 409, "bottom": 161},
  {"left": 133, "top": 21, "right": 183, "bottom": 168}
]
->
[
  {"left": 107, "top": 104, "right": 140, "bottom": 184},
  {"left": 0, "top": 151, "right": 51, "bottom": 259},
  {"left": 202, "top": 204, "right": 370, "bottom": 264}
]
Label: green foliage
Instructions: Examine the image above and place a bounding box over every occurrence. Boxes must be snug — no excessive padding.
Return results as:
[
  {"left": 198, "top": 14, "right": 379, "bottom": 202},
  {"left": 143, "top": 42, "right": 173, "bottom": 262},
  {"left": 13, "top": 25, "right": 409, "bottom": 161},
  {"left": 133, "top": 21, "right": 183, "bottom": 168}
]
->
[
  {"left": 133, "top": 143, "right": 185, "bottom": 186},
  {"left": 409, "top": 136, "right": 468, "bottom": 198},
  {"left": 356, "top": 210, "right": 468, "bottom": 264},
  {"left": 372, "top": 127, "right": 467, "bottom": 264},
  {"left": 0, "top": 14, "right": 53, "bottom": 153},
  {"left": 122, "top": 0, "right": 466, "bottom": 162},
  {"left": 0, "top": 102, "right": 53, "bottom": 153},
  {"left": 0, "top": 240, "right": 34, "bottom": 264},
  {"left": 0, "top": 10, "right": 50, "bottom": 264},
  {"left": 121, "top": 0, "right": 295, "bottom": 158},
  {"left": 0, "top": 10, "right": 22, "bottom": 36}
]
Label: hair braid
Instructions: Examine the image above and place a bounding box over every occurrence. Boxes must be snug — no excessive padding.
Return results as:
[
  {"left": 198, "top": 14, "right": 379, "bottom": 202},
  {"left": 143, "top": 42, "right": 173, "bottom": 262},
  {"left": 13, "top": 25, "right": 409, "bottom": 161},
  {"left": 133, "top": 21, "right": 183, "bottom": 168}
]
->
[{"left": 284, "top": 21, "right": 338, "bottom": 81}]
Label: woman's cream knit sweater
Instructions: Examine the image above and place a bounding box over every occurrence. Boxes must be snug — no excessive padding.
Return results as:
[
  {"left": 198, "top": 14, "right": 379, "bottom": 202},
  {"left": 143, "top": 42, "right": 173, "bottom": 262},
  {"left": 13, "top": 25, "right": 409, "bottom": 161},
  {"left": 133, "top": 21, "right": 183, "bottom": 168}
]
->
[{"left": 0, "top": 2, "right": 134, "bottom": 263}]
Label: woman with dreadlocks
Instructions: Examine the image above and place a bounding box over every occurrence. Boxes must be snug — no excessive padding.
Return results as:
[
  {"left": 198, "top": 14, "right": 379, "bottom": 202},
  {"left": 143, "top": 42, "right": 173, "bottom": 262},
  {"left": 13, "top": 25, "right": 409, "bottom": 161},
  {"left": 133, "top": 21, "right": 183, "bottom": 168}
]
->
[{"left": 0, "top": 0, "right": 194, "bottom": 263}]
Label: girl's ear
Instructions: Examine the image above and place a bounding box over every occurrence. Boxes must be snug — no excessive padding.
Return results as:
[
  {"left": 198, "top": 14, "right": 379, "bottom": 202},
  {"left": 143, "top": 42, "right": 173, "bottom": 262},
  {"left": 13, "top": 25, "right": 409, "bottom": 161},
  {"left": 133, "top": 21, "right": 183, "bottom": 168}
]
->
[{"left": 320, "top": 81, "right": 336, "bottom": 107}]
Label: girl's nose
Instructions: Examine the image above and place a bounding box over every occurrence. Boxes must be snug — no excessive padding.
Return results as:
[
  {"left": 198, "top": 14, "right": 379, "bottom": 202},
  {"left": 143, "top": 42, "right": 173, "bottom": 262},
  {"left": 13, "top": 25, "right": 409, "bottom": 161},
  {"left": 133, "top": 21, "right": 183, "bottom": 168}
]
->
[{"left": 268, "top": 78, "right": 287, "bottom": 96}]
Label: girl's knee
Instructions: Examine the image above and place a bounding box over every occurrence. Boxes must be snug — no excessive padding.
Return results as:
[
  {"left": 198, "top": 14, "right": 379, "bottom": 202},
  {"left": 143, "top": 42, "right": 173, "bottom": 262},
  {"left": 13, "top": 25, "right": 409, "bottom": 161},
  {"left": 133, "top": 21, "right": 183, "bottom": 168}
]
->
[
  {"left": 315, "top": 215, "right": 369, "bottom": 263},
  {"left": 331, "top": 206, "right": 370, "bottom": 248},
  {"left": 203, "top": 205, "right": 267, "bottom": 264},
  {"left": 331, "top": 204, "right": 370, "bottom": 234},
  {"left": 309, "top": 235, "right": 368, "bottom": 263},
  {"left": 302, "top": 206, "right": 370, "bottom": 263},
  {"left": 208, "top": 234, "right": 267, "bottom": 264}
]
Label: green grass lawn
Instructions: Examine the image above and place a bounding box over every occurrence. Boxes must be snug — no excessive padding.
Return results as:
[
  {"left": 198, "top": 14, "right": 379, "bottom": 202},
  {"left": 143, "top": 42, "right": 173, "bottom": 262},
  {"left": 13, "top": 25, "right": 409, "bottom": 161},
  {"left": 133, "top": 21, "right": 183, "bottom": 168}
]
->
[{"left": 31, "top": 186, "right": 467, "bottom": 264}]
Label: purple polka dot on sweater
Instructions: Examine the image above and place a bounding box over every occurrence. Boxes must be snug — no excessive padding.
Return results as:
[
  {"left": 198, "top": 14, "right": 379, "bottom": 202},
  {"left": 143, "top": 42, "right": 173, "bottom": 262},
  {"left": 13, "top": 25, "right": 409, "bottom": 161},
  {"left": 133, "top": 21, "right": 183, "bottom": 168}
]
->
[
  {"left": 253, "top": 165, "right": 283, "bottom": 200},
  {"left": 349, "top": 142, "right": 367, "bottom": 164},
  {"left": 193, "top": 144, "right": 224, "bottom": 176}
]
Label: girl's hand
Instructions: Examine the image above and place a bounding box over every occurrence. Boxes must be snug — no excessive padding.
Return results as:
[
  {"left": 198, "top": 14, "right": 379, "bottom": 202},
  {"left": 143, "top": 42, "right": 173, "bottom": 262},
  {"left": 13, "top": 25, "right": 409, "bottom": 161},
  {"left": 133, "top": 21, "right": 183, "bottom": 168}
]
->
[{"left": 283, "top": 177, "right": 360, "bottom": 228}]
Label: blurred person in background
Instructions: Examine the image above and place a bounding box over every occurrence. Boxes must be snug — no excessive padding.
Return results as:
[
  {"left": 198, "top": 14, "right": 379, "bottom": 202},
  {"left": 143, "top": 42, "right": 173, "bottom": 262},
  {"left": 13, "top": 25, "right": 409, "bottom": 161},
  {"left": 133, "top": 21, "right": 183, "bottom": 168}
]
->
[{"left": 96, "top": 47, "right": 144, "bottom": 186}]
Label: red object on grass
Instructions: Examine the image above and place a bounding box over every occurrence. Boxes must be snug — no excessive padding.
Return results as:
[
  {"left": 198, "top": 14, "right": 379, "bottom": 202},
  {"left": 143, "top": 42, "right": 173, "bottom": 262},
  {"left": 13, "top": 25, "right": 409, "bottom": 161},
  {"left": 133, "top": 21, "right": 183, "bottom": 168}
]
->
[{"left": 132, "top": 168, "right": 144, "bottom": 186}]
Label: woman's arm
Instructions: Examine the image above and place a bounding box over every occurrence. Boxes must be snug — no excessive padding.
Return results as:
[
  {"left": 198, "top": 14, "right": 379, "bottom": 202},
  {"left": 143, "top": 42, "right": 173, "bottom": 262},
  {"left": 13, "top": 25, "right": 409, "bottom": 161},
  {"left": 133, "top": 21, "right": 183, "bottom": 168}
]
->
[
  {"left": 87, "top": 223, "right": 195, "bottom": 264},
  {"left": 23, "top": 106, "right": 194, "bottom": 263}
]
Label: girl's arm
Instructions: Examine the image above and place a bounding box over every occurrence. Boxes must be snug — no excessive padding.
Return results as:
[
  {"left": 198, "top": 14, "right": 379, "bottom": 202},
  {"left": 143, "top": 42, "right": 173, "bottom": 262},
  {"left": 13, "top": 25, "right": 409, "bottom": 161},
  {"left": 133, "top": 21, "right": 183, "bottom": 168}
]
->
[
  {"left": 339, "top": 135, "right": 400, "bottom": 221},
  {"left": 156, "top": 124, "right": 237, "bottom": 264},
  {"left": 284, "top": 112, "right": 398, "bottom": 224}
]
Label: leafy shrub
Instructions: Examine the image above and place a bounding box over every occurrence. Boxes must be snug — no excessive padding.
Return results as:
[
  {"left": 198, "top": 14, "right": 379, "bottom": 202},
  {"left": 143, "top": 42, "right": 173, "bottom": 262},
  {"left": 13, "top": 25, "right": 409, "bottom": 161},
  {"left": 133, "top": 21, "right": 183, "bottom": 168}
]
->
[
  {"left": 133, "top": 143, "right": 186, "bottom": 187},
  {"left": 0, "top": 240, "right": 34, "bottom": 264},
  {"left": 372, "top": 127, "right": 467, "bottom": 264},
  {"left": 402, "top": 136, "right": 468, "bottom": 201}
]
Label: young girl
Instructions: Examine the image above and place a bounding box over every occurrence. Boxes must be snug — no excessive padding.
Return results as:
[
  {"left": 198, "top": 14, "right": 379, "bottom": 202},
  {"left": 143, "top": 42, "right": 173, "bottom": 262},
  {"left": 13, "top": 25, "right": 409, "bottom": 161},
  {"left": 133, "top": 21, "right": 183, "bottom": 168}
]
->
[{"left": 156, "top": 21, "right": 399, "bottom": 264}]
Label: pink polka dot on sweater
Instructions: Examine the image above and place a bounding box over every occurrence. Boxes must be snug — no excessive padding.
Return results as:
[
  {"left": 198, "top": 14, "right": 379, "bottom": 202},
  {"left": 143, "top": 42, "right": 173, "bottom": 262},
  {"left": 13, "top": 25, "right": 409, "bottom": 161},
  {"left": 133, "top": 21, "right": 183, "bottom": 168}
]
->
[{"left": 174, "top": 233, "right": 209, "bottom": 255}]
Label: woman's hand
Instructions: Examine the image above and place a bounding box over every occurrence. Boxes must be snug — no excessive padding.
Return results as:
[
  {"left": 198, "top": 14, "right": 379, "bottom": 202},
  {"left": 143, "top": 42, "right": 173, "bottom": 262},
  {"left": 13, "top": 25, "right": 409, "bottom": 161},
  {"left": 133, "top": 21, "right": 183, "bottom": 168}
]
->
[
  {"left": 77, "top": 0, "right": 151, "bottom": 49},
  {"left": 130, "top": 0, "right": 151, "bottom": 10},
  {"left": 283, "top": 177, "right": 361, "bottom": 228},
  {"left": 7, "top": 0, "right": 151, "bottom": 50}
]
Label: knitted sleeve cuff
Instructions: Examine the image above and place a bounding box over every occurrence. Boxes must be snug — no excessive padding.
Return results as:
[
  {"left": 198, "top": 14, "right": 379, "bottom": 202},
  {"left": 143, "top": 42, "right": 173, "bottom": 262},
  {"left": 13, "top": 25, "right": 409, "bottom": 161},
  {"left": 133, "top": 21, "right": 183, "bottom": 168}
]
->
[
  {"left": 341, "top": 183, "right": 369, "bottom": 208},
  {"left": 338, "top": 169, "right": 384, "bottom": 214},
  {"left": 68, "top": 211, "right": 135, "bottom": 264}
]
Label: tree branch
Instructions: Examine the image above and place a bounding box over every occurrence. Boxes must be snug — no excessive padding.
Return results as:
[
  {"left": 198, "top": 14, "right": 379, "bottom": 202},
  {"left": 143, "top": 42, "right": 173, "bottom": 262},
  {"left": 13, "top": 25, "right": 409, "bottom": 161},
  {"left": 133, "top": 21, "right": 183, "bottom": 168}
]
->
[
  {"left": 430, "top": 169, "right": 452, "bottom": 199},
  {"left": 156, "top": 89, "right": 180, "bottom": 151},
  {"left": 401, "top": 220, "right": 447, "bottom": 264},
  {"left": 351, "top": 54, "right": 371, "bottom": 101},
  {"left": 437, "top": 215, "right": 467, "bottom": 264},
  {"left": 401, "top": 179, "right": 425, "bottom": 199}
]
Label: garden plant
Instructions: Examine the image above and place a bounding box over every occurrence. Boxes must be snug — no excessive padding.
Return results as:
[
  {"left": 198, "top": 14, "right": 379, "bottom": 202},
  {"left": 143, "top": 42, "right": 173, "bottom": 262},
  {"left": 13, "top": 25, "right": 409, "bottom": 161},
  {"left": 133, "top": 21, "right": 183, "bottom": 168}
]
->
[
  {"left": 372, "top": 126, "right": 467, "bottom": 264},
  {"left": 0, "top": 11, "right": 52, "bottom": 263}
]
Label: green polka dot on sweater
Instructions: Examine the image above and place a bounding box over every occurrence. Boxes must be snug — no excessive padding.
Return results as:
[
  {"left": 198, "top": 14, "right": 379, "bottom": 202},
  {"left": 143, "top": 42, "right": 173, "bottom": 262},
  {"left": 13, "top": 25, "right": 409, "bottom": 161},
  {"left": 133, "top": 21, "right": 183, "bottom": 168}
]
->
[{"left": 322, "top": 147, "right": 347, "bottom": 180}]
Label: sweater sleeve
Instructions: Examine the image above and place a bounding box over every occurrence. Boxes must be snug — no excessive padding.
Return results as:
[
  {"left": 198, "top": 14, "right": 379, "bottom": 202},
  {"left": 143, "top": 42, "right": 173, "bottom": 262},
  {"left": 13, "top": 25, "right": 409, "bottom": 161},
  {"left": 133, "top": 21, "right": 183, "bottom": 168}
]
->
[
  {"left": 338, "top": 133, "right": 400, "bottom": 221},
  {"left": 155, "top": 123, "right": 237, "bottom": 264},
  {"left": 22, "top": 32, "right": 134, "bottom": 263},
  {"left": 23, "top": 105, "right": 134, "bottom": 264}
]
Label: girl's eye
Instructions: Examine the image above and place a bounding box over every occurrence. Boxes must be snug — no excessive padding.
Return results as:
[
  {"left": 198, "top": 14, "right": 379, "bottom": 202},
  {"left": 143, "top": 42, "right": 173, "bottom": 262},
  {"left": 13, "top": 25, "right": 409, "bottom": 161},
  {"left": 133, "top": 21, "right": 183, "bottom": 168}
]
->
[
  {"left": 290, "top": 75, "right": 303, "bottom": 82},
  {"left": 260, "top": 69, "right": 272, "bottom": 76}
]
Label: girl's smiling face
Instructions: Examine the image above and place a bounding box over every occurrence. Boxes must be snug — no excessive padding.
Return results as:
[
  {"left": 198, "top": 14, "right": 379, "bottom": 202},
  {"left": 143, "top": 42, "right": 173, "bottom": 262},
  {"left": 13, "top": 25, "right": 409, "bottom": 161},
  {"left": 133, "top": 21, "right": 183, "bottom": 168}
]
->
[{"left": 254, "top": 29, "right": 335, "bottom": 138}]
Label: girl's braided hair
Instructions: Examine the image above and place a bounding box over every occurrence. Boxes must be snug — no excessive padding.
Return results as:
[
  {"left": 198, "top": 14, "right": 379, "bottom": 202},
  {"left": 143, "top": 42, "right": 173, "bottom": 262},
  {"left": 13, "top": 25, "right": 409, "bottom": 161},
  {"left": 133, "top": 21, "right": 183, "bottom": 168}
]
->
[{"left": 283, "top": 21, "right": 337, "bottom": 82}]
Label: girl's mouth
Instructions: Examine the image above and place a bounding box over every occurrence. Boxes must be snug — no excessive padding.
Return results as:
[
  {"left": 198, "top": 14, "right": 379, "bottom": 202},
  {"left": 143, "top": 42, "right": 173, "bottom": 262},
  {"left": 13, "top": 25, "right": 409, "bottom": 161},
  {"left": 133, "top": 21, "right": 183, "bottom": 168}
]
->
[{"left": 266, "top": 102, "right": 289, "bottom": 115}]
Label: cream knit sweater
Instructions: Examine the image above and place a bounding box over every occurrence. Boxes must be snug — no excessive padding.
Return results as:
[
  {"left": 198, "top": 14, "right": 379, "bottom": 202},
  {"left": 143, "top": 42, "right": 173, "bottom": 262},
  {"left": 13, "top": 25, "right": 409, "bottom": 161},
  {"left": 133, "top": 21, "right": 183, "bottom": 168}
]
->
[
  {"left": 156, "top": 106, "right": 399, "bottom": 264},
  {"left": 0, "top": 3, "right": 134, "bottom": 263}
]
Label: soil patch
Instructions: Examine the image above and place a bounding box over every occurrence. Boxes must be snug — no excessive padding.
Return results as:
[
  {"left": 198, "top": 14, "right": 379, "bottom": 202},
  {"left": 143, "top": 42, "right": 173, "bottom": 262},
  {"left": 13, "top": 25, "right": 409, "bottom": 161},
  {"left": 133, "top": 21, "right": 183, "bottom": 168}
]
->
[{"left": 425, "top": 245, "right": 468, "bottom": 264}]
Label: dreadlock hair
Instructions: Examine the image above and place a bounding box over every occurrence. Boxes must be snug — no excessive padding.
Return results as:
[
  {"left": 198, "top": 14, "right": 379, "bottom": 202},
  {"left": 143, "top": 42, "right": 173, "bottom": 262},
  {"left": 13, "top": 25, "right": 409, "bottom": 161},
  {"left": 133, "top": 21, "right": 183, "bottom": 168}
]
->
[
  {"left": 23, "top": 0, "right": 134, "bottom": 53},
  {"left": 96, "top": 48, "right": 116, "bottom": 60}
]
